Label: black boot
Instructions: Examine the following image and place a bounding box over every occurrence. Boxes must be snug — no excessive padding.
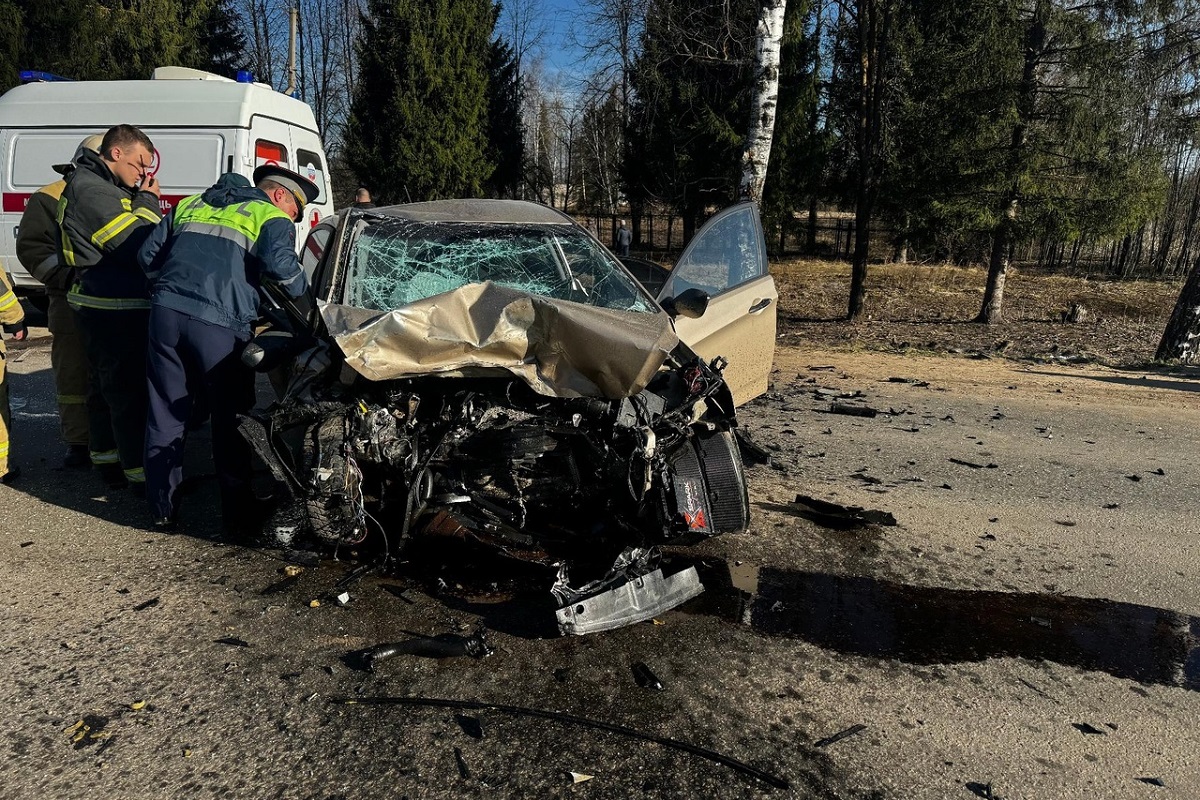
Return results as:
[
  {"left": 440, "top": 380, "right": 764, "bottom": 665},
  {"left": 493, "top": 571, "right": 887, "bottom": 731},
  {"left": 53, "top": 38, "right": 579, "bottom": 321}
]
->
[{"left": 63, "top": 445, "right": 90, "bottom": 469}]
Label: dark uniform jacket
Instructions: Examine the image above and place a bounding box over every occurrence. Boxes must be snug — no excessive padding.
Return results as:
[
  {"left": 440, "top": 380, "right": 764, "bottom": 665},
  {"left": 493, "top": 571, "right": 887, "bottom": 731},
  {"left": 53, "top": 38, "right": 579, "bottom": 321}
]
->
[
  {"left": 57, "top": 150, "right": 161, "bottom": 309},
  {"left": 137, "top": 177, "right": 308, "bottom": 334},
  {"left": 16, "top": 179, "right": 71, "bottom": 292}
]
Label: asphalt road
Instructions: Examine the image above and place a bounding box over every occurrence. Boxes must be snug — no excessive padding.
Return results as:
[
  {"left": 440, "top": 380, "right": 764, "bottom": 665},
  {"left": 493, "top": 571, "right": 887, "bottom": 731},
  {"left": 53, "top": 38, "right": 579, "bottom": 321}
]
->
[{"left": 2, "top": 321, "right": 1199, "bottom": 799}]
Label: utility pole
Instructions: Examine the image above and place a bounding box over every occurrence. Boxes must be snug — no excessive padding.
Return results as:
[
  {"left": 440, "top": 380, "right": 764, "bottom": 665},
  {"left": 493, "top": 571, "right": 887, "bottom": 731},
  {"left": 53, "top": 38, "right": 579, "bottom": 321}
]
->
[{"left": 284, "top": 3, "right": 299, "bottom": 97}]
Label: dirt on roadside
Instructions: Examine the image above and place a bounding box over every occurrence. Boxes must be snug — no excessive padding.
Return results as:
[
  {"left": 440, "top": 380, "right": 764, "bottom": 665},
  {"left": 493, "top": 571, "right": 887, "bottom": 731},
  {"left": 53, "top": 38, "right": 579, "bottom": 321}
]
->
[{"left": 772, "top": 258, "right": 1186, "bottom": 366}]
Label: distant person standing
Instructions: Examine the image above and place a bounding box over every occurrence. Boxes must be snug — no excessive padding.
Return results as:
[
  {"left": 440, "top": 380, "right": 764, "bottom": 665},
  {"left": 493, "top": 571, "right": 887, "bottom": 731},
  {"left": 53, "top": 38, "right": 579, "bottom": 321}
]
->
[
  {"left": 57, "top": 124, "right": 162, "bottom": 490},
  {"left": 15, "top": 135, "right": 105, "bottom": 470},
  {"left": 0, "top": 269, "right": 27, "bottom": 483},
  {"left": 353, "top": 187, "right": 376, "bottom": 209},
  {"left": 615, "top": 220, "right": 632, "bottom": 257}
]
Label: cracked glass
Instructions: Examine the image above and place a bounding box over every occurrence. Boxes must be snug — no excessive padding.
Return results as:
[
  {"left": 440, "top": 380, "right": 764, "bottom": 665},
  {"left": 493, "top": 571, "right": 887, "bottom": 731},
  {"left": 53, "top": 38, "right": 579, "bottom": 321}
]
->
[{"left": 343, "top": 220, "right": 659, "bottom": 314}]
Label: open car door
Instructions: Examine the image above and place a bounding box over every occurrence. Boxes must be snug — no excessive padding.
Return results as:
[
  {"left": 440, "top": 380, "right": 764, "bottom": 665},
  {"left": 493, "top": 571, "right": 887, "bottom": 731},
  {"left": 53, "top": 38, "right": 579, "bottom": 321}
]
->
[{"left": 657, "top": 202, "right": 777, "bottom": 406}]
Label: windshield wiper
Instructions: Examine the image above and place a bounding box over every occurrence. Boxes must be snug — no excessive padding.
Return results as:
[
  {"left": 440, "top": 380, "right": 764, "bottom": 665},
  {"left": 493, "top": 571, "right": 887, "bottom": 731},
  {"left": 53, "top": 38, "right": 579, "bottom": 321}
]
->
[{"left": 550, "top": 235, "right": 590, "bottom": 298}]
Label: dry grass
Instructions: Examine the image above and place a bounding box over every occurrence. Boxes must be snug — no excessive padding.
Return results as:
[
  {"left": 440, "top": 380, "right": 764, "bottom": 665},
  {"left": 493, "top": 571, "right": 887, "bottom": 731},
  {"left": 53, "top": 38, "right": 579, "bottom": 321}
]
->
[{"left": 771, "top": 258, "right": 1184, "bottom": 365}]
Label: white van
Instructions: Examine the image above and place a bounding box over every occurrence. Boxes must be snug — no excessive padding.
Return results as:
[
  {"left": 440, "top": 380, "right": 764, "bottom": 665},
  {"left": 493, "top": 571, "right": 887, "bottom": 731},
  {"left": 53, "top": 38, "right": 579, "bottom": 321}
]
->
[{"left": 0, "top": 66, "right": 335, "bottom": 296}]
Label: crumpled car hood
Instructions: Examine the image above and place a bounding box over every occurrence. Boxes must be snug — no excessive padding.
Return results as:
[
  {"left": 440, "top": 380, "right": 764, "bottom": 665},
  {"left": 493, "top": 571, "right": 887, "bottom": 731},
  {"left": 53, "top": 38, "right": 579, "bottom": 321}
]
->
[{"left": 320, "top": 281, "right": 680, "bottom": 399}]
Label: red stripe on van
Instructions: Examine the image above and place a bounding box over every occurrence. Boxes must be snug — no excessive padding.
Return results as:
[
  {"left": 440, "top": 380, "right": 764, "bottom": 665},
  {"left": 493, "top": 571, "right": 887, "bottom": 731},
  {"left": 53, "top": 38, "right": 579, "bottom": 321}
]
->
[
  {"left": 3, "top": 193, "right": 32, "bottom": 212},
  {"left": 4, "top": 192, "right": 190, "bottom": 215}
]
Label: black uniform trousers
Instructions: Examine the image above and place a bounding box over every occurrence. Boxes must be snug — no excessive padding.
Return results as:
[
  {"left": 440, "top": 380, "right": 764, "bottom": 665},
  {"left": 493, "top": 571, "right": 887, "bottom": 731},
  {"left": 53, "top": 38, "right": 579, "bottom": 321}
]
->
[
  {"left": 144, "top": 304, "right": 254, "bottom": 521},
  {"left": 75, "top": 306, "right": 149, "bottom": 483}
]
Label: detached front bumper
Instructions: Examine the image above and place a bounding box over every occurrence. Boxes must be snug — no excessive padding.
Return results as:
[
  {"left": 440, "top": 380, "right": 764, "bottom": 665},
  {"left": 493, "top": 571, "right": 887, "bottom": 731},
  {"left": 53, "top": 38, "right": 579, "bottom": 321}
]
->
[{"left": 555, "top": 567, "right": 704, "bottom": 635}]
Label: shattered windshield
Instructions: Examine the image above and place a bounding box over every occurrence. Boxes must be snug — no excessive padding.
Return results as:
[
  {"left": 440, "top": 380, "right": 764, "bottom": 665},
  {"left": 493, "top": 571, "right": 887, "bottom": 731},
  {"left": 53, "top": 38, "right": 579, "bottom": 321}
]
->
[{"left": 343, "top": 219, "right": 659, "bottom": 314}]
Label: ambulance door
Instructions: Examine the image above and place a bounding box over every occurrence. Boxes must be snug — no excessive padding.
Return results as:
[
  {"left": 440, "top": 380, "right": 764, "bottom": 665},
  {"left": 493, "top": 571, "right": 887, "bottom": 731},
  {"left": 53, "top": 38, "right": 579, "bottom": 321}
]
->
[
  {"left": 291, "top": 128, "right": 331, "bottom": 246},
  {"left": 249, "top": 116, "right": 304, "bottom": 249},
  {"left": 141, "top": 130, "right": 228, "bottom": 217}
]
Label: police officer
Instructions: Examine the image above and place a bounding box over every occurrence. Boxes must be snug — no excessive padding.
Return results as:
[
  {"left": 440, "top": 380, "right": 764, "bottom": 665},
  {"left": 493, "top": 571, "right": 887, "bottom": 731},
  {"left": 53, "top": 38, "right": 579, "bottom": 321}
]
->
[
  {"left": 138, "top": 165, "right": 318, "bottom": 532},
  {"left": 58, "top": 124, "right": 162, "bottom": 490},
  {"left": 15, "top": 135, "right": 107, "bottom": 470},
  {"left": 0, "top": 269, "right": 27, "bottom": 483}
]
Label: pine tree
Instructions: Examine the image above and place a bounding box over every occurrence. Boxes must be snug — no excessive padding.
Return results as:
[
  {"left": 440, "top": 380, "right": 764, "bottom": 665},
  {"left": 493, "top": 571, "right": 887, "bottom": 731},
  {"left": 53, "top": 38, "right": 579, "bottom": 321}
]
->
[
  {"left": 0, "top": 1, "right": 21, "bottom": 95},
  {"left": 484, "top": 29, "right": 523, "bottom": 199},
  {"left": 624, "top": 0, "right": 756, "bottom": 241},
  {"left": 14, "top": 0, "right": 243, "bottom": 82},
  {"left": 346, "top": 0, "right": 495, "bottom": 202}
]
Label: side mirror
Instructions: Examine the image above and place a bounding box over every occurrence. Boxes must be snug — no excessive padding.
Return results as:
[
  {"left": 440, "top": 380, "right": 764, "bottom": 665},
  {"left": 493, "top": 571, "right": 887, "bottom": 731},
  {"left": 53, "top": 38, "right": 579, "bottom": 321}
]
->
[
  {"left": 662, "top": 287, "right": 709, "bottom": 319},
  {"left": 241, "top": 329, "right": 297, "bottom": 372}
]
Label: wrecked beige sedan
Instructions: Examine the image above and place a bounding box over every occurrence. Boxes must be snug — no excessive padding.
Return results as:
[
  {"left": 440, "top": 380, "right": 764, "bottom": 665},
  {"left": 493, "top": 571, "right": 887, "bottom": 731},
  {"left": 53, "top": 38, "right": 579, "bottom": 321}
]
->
[{"left": 242, "top": 200, "right": 777, "bottom": 634}]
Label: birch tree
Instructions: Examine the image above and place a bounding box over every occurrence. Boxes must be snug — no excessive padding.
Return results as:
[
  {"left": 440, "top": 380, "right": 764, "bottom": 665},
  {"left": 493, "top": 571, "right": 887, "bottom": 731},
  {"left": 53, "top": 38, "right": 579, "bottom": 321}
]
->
[{"left": 740, "top": 0, "right": 787, "bottom": 202}]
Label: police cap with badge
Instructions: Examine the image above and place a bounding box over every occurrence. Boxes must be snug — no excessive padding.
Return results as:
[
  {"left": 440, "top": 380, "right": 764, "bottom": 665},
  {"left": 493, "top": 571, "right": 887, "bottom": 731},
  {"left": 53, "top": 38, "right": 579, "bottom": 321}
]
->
[{"left": 252, "top": 164, "right": 320, "bottom": 215}]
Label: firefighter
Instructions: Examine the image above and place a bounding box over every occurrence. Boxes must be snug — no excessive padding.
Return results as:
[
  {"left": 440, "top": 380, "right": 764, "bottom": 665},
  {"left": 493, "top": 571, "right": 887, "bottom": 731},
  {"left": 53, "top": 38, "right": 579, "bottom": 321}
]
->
[
  {"left": 0, "top": 269, "right": 27, "bottom": 483},
  {"left": 138, "top": 165, "right": 318, "bottom": 532},
  {"left": 15, "top": 135, "right": 106, "bottom": 470},
  {"left": 57, "top": 124, "right": 161, "bottom": 490}
]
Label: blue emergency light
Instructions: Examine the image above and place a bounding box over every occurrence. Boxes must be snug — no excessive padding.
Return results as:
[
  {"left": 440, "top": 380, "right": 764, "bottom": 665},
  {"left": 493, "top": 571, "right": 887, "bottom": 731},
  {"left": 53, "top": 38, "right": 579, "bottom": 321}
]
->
[
  {"left": 236, "top": 70, "right": 255, "bottom": 83},
  {"left": 19, "top": 70, "right": 73, "bottom": 83}
]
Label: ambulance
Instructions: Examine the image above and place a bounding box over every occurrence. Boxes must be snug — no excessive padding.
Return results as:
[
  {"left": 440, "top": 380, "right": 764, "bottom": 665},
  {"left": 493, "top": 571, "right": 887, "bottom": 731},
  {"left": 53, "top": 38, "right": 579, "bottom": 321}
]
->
[{"left": 0, "top": 66, "right": 335, "bottom": 299}]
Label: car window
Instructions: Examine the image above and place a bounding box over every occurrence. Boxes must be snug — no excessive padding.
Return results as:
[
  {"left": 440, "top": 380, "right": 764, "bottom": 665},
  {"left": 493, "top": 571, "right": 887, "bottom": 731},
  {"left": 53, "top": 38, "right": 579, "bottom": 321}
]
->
[
  {"left": 662, "top": 203, "right": 768, "bottom": 298},
  {"left": 301, "top": 224, "right": 332, "bottom": 281},
  {"left": 297, "top": 149, "right": 327, "bottom": 205},
  {"left": 343, "top": 220, "right": 659, "bottom": 314}
]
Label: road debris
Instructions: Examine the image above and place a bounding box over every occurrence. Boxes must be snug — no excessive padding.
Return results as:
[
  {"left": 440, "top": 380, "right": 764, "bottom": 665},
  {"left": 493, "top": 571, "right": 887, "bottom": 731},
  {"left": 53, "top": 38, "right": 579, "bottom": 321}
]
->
[
  {"left": 948, "top": 458, "right": 997, "bottom": 469},
  {"left": 570, "top": 772, "right": 595, "bottom": 784},
  {"left": 129, "top": 700, "right": 146, "bottom": 710},
  {"left": 335, "top": 591, "right": 352, "bottom": 606},
  {"left": 453, "top": 746, "right": 472, "bottom": 779},
  {"left": 813, "top": 723, "right": 866, "bottom": 748},
  {"left": 791, "top": 495, "right": 897, "bottom": 528},
  {"left": 965, "top": 782, "right": 1002, "bottom": 799},
  {"left": 631, "top": 661, "right": 665, "bottom": 690},
  {"left": 332, "top": 695, "right": 790, "bottom": 790},
  {"left": 1072, "top": 722, "right": 1106, "bottom": 735},
  {"left": 455, "top": 714, "right": 484, "bottom": 739},
  {"left": 18, "top": 541, "right": 32, "bottom": 547},
  {"left": 825, "top": 402, "right": 879, "bottom": 418},
  {"left": 1136, "top": 777, "right": 1166, "bottom": 786},
  {"left": 132, "top": 597, "right": 160, "bottom": 611},
  {"left": 214, "top": 637, "right": 250, "bottom": 647},
  {"left": 283, "top": 565, "right": 304, "bottom": 577},
  {"left": 360, "top": 627, "right": 492, "bottom": 670},
  {"left": 1126, "top": 474, "right": 1142, "bottom": 482}
]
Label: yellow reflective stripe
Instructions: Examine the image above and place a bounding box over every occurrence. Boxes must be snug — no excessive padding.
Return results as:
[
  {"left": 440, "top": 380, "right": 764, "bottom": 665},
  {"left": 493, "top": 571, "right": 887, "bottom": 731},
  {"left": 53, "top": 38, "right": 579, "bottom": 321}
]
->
[
  {"left": 120, "top": 198, "right": 132, "bottom": 211},
  {"left": 91, "top": 450, "right": 119, "bottom": 464},
  {"left": 124, "top": 467, "right": 145, "bottom": 482},
  {"left": 55, "top": 196, "right": 76, "bottom": 266},
  {"left": 133, "top": 207, "right": 160, "bottom": 223},
  {"left": 0, "top": 442, "right": 9, "bottom": 456},
  {"left": 0, "top": 290, "right": 17, "bottom": 312},
  {"left": 91, "top": 213, "right": 140, "bottom": 247},
  {"left": 68, "top": 286, "right": 150, "bottom": 311},
  {"left": 57, "top": 394, "right": 87, "bottom": 404}
]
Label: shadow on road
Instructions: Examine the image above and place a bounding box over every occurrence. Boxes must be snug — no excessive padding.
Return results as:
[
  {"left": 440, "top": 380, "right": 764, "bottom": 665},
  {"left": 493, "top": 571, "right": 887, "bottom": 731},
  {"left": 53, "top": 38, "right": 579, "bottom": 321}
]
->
[
  {"left": 684, "top": 560, "right": 1200, "bottom": 692},
  {"left": 1033, "top": 368, "right": 1200, "bottom": 394}
]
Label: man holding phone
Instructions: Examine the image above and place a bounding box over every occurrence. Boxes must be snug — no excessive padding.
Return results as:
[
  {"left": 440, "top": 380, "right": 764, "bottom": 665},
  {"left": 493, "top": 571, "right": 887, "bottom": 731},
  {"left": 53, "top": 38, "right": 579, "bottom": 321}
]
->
[{"left": 57, "top": 124, "right": 162, "bottom": 491}]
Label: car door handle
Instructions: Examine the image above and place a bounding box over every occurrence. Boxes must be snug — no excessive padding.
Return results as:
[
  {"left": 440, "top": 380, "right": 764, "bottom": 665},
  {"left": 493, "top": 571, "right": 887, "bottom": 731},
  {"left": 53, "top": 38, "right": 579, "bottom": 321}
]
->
[{"left": 749, "top": 298, "right": 772, "bottom": 314}]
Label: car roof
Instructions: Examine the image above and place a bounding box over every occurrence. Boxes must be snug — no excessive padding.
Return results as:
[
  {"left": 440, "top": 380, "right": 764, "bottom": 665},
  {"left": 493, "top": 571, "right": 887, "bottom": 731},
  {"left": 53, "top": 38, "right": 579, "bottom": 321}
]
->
[{"left": 364, "top": 199, "right": 576, "bottom": 225}]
